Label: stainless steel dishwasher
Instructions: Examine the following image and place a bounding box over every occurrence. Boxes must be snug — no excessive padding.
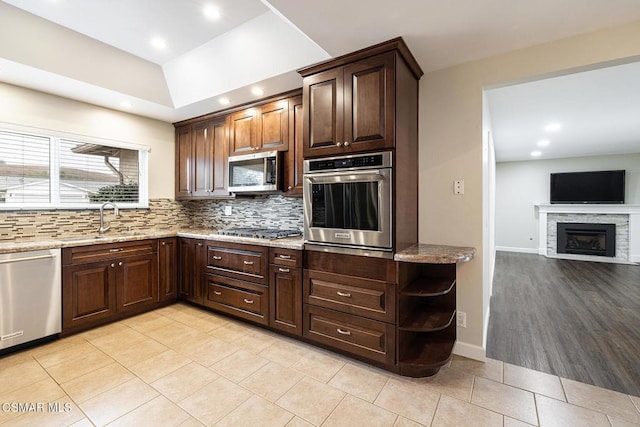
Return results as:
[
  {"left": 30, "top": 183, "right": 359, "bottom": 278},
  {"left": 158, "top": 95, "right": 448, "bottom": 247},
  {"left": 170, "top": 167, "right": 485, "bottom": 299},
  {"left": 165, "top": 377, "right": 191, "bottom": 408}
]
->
[{"left": 0, "top": 248, "right": 61, "bottom": 351}]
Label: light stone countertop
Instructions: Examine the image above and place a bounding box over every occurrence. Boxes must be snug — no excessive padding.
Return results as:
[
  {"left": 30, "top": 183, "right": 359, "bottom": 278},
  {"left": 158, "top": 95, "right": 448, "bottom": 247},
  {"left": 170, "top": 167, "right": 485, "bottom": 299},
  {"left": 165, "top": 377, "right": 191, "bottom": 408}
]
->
[
  {"left": 394, "top": 243, "right": 476, "bottom": 264},
  {"left": 0, "top": 228, "right": 305, "bottom": 254}
]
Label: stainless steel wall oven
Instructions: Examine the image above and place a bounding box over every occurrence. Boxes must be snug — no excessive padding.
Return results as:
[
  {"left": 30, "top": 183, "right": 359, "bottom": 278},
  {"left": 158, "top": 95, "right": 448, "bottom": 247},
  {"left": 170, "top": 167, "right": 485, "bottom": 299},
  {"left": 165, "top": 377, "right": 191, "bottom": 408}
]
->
[{"left": 303, "top": 152, "right": 392, "bottom": 255}]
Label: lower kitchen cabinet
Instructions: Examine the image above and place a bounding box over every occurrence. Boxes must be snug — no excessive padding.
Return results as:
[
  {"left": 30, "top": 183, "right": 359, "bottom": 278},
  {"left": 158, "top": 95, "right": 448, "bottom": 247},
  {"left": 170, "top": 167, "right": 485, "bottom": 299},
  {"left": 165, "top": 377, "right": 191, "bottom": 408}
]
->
[
  {"left": 202, "top": 273, "right": 269, "bottom": 325},
  {"left": 178, "top": 238, "right": 205, "bottom": 304},
  {"left": 158, "top": 237, "right": 178, "bottom": 302},
  {"left": 62, "top": 239, "right": 158, "bottom": 334},
  {"left": 269, "top": 248, "right": 303, "bottom": 336}
]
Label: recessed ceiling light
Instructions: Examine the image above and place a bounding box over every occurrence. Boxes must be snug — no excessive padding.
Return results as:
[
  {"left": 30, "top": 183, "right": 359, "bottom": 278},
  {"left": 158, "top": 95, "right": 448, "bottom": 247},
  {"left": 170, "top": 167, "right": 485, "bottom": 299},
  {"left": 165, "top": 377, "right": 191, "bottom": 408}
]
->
[
  {"left": 537, "top": 139, "right": 550, "bottom": 147},
  {"left": 251, "top": 87, "right": 264, "bottom": 96},
  {"left": 544, "top": 122, "right": 562, "bottom": 132},
  {"left": 120, "top": 101, "right": 132, "bottom": 109},
  {"left": 203, "top": 5, "right": 221, "bottom": 20},
  {"left": 219, "top": 97, "right": 230, "bottom": 105},
  {"left": 530, "top": 150, "right": 542, "bottom": 157},
  {"left": 151, "top": 37, "right": 167, "bottom": 50}
]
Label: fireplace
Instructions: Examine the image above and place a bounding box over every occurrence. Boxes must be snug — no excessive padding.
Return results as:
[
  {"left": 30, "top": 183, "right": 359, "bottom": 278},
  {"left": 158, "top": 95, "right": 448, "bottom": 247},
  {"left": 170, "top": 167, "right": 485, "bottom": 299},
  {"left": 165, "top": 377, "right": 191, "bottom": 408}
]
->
[{"left": 557, "top": 223, "right": 616, "bottom": 257}]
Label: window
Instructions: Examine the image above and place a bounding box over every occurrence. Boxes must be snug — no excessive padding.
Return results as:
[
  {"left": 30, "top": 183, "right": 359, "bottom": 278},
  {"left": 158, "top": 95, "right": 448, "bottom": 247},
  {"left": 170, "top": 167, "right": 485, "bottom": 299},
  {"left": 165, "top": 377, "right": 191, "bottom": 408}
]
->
[{"left": 0, "top": 129, "right": 148, "bottom": 209}]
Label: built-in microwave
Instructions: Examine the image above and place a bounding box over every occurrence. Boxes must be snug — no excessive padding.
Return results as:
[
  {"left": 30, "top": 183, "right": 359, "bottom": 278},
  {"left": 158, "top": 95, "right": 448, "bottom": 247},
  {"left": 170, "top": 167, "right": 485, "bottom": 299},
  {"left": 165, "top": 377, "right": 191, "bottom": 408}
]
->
[
  {"left": 303, "top": 151, "right": 393, "bottom": 257},
  {"left": 228, "top": 150, "right": 281, "bottom": 193}
]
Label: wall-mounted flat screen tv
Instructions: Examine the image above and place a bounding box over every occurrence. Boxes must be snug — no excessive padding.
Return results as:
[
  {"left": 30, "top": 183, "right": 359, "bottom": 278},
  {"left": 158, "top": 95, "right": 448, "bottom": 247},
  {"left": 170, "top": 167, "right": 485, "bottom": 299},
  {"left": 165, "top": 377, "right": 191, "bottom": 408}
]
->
[{"left": 550, "top": 170, "right": 625, "bottom": 204}]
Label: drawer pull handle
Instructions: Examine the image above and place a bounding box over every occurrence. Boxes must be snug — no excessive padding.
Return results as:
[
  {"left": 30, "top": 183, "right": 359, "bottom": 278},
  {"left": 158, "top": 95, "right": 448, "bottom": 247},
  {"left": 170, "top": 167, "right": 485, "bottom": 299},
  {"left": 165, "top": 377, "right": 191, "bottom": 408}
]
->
[
  {"left": 213, "top": 290, "right": 222, "bottom": 296},
  {"left": 212, "top": 256, "right": 222, "bottom": 260},
  {"left": 243, "top": 298, "right": 254, "bottom": 304},
  {"left": 336, "top": 291, "right": 352, "bottom": 298},
  {"left": 109, "top": 248, "right": 123, "bottom": 252},
  {"left": 278, "top": 254, "right": 292, "bottom": 259},
  {"left": 336, "top": 328, "right": 351, "bottom": 336},
  {"left": 243, "top": 260, "right": 254, "bottom": 265},
  {"left": 278, "top": 268, "right": 290, "bottom": 273}
]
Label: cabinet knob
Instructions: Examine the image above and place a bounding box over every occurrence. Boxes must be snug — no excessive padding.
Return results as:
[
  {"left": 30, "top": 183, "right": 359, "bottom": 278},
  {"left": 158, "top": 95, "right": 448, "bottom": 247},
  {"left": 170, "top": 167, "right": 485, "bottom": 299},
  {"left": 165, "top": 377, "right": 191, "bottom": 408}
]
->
[
  {"left": 197, "top": 243, "right": 203, "bottom": 247},
  {"left": 118, "top": 262, "right": 123, "bottom": 266},
  {"left": 288, "top": 186, "right": 293, "bottom": 190},
  {"left": 161, "top": 242, "right": 166, "bottom": 246},
  {"left": 110, "top": 263, "right": 115, "bottom": 268},
  {"left": 336, "top": 142, "right": 342, "bottom": 147},
  {"left": 343, "top": 141, "right": 350, "bottom": 147},
  {"left": 336, "top": 328, "right": 351, "bottom": 336}
]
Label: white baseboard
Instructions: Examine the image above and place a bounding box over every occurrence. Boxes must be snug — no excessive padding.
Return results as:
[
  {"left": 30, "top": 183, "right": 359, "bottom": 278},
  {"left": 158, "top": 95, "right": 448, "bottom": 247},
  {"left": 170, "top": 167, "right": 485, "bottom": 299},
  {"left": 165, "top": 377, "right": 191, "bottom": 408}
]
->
[
  {"left": 495, "top": 246, "right": 538, "bottom": 254},
  {"left": 453, "top": 341, "right": 486, "bottom": 362},
  {"left": 630, "top": 254, "right": 640, "bottom": 264}
]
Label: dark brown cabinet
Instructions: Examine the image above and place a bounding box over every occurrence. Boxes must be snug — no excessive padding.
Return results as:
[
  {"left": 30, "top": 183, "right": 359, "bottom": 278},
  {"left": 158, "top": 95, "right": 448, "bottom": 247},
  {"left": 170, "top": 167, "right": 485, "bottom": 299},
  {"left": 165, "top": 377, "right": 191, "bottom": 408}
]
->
[
  {"left": 202, "top": 241, "right": 269, "bottom": 325},
  {"left": 299, "top": 38, "right": 422, "bottom": 158},
  {"left": 269, "top": 248, "right": 302, "bottom": 336},
  {"left": 303, "top": 250, "right": 396, "bottom": 367},
  {"left": 229, "top": 100, "right": 289, "bottom": 156},
  {"left": 62, "top": 240, "right": 158, "bottom": 334},
  {"left": 396, "top": 262, "right": 457, "bottom": 377},
  {"left": 283, "top": 95, "right": 304, "bottom": 197},
  {"left": 158, "top": 237, "right": 178, "bottom": 302},
  {"left": 178, "top": 238, "right": 205, "bottom": 304},
  {"left": 175, "top": 116, "right": 229, "bottom": 199}
]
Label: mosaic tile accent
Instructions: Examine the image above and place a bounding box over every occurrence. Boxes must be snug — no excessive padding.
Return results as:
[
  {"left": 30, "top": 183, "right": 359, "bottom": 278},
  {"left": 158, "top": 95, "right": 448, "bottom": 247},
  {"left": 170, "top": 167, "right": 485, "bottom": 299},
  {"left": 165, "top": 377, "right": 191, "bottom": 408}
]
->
[
  {"left": 547, "top": 213, "right": 629, "bottom": 262},
  {"left": 0, "top": 199, "right": 189, "bottom": 242},
  {"left": 0, "top": 196, "right": 304, "bottom": 242},
  {"left": 180, "top": 195, "right": 303, "bottom": 231}
]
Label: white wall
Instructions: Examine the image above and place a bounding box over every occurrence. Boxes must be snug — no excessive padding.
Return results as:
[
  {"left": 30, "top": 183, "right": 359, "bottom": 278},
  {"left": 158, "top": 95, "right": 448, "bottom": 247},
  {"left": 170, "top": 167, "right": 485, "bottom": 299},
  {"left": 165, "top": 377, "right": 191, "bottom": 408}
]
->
[
  {"left": 420, "top": 19, "right": 640, "bottom": 360},
  {"left": 0, "top": 82, "right": 175, "bottom": 199},
  {"left": 495, "top": 154, "right": 640, "bottom": 252}
]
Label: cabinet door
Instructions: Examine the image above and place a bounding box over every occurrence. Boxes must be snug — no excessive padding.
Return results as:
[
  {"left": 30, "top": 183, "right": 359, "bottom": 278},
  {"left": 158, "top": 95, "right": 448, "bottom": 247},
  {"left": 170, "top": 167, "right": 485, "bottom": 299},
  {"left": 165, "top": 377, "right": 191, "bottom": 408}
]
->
[
  {"left": 175, "top": 125, "right": 193, "bottom": 198},
  {"left": 192, "top": 121, "right": 213, "bottom": 197},
  {"left": 62, "top": 260, "right": 116, "bottom": 332},
  {"left": 269, "top": 265, "right": 302, "bottom": 336},
  {"left": 258, "top": 100, "right": 289, "bottom": 151},
  {"left": 302, "top": 68, "right": 344, "bottom": 157},
  {"left": 210, "top": 117, "right": 229, "bottom": 196},
  {"left": 117, "top": 253, "right": 159, "bottom": 313},
  {"left": 229, "top": 108, "right": 258, "bottom": 155},
  {"left": 158, "top": 238, "right": 178, "bottom": 302},
  {"left": 343, "top": 53, "right": 395, "bottom": 152},
  {"left": 284, "top": 96, "right": 304, "bottom": 196},
  {"left": 178, "top": 238, "right": 204, "bottom": 304}
]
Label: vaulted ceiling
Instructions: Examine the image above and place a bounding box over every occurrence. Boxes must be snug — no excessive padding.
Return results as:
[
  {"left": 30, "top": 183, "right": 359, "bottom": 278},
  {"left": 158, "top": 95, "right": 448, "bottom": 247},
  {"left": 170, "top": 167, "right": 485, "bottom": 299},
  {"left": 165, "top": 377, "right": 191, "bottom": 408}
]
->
[{"left": 1, "top": 0, "right": 640, "bottom": 159}]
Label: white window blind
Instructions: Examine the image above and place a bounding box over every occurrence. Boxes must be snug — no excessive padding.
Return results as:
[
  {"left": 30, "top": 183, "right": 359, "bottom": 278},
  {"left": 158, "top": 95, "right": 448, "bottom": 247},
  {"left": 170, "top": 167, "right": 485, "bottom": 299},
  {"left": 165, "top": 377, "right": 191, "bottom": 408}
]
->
[{"left": 0, "top": 129, "right": 147, "bottom": 209}]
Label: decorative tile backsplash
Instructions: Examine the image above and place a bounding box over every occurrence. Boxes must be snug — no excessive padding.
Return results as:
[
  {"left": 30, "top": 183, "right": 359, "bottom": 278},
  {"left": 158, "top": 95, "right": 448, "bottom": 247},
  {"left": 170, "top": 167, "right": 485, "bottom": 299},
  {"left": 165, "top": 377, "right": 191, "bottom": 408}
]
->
[
  {"left": 0, "top": 196, "right": 304, "bottom": 241},
  {"left": 181, "top": 195, "right": 304, "bottom": 231}
]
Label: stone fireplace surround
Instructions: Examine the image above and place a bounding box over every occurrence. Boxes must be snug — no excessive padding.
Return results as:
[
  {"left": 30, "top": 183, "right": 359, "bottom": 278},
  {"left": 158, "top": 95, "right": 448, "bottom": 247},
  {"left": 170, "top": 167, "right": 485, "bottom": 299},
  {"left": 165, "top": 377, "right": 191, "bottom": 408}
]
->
[{"left": 536, "top": 204, "right": 640, "bottom": 264}]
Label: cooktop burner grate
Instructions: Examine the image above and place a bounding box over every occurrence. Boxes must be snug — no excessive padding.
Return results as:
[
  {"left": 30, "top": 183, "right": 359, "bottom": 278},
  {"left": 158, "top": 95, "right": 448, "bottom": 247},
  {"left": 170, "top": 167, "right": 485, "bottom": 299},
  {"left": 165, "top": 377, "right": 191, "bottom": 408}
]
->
[{"left": 215, "top": 227, "right": 302, "bottom": 239}]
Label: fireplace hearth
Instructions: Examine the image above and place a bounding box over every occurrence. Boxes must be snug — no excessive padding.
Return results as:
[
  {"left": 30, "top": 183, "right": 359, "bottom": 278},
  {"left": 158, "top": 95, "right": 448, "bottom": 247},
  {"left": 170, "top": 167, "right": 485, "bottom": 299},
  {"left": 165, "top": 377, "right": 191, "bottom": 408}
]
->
[{"left": 557, "top": 223, "right": 616, "bottom": 257}]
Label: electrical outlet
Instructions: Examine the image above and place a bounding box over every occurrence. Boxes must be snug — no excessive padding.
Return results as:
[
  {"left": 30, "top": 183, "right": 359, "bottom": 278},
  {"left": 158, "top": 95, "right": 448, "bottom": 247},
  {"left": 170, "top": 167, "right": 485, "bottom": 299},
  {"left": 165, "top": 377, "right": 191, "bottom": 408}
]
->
[
  {"left": 224, "top": 206, "right": 232, "bottom": 216},
  {"left": 456, "top": 311, "right": 467, "bottom": 328},
  {"left": 454, "top": 180, "right": 464, "bottom": 195}
]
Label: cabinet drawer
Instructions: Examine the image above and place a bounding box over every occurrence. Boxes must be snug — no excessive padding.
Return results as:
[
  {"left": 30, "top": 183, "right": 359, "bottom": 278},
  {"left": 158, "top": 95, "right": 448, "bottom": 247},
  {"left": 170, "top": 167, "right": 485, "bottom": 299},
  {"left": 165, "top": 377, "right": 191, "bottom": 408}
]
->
[
  {"left": 270, "top": 248, "right": 302, "bottom": 268},
  {"left": 63, "top": 239, "right": 157, "bottom": 265},
  {"left": 205, "top": 242, "right": 268, "bottom": 284},
  {"left": 304, "top": 270, "right": 395, "bottom": 323},
  {"left": 304, "top": 305, "right": 395, "bottom": 365},
  {"left": 203, "top": 274, "right": 268, "bottom": 325}
]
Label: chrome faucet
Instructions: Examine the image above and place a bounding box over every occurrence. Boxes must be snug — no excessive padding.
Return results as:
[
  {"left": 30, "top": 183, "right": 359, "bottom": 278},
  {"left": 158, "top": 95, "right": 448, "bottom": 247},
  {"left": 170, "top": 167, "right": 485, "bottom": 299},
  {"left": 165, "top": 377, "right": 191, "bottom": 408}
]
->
[{"left": 98, "top": 202, "right": 120, "bottom": 234}]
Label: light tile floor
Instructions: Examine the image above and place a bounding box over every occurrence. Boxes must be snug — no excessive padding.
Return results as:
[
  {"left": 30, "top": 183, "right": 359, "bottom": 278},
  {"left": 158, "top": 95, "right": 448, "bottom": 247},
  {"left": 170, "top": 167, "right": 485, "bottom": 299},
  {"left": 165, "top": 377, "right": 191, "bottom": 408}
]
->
[{"left": 1, "top": 303, "right": 639, "bottom": 426}]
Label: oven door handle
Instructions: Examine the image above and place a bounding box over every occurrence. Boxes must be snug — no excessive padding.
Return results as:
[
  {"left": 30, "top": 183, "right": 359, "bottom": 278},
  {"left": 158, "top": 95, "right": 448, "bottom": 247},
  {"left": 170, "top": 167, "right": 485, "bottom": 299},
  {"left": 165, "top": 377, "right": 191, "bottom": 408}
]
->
[{"left": 304, "top": 170, "right": 387, "bottom": 183}]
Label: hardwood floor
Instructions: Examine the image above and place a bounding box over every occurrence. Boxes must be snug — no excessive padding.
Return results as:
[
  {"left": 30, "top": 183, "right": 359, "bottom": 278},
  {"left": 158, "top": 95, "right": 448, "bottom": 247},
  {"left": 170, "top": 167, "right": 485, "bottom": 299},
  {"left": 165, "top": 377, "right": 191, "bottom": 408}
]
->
[{"left": 486, "top": 251, "right": 640, "bottom": 396}]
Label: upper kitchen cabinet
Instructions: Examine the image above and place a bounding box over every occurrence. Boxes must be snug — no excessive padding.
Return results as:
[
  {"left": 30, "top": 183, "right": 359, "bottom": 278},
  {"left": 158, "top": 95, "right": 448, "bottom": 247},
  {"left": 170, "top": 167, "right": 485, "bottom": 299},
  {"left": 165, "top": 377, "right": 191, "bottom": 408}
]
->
[
  {"left": 229, "top": 99, "right": 289, "bottom": 156},
  {"left": 283, "top": 95, "right": 304, "bottom": 197},
  {"left": 175, "top": 116, "right": 230, "bottom": 199},
  {"left": 299, "top": 37, "right": 423, "bottom": 158}
]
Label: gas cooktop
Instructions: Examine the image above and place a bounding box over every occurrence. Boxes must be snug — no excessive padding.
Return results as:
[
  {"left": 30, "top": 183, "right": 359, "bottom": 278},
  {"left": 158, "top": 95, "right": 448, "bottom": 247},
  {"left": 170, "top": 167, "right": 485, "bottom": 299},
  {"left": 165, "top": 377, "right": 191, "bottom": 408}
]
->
[{"left": 215, "top": 227, "right": 302, "bottom": 239}]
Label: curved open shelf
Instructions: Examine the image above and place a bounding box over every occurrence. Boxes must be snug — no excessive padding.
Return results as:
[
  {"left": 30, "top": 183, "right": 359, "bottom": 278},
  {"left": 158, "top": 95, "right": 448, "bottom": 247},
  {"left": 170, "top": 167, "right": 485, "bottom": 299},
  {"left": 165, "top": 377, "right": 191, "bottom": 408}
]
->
[
  {"left": 398, "top": 308, "right": 455, "bottom": 332},
  {"left": 400, "top": 277, "right": 455, "bottom": 297}
]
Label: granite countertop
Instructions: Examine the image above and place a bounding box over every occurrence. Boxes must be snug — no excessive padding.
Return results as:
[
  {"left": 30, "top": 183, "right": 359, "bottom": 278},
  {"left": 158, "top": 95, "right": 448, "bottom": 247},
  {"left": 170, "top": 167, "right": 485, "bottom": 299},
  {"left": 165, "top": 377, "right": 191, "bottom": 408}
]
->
[
  {"left": 0, "top": 228, "right": 305, "bottom": 254},
  {"left": 394, "top": 243, "right": 476, "bottom": 264}
]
